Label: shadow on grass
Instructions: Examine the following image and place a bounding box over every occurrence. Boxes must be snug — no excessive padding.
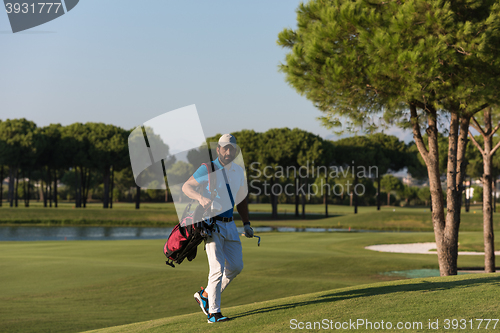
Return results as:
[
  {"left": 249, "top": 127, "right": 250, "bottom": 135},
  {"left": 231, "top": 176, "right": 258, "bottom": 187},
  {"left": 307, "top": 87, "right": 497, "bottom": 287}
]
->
[{"left": 232, "top": 275, "right": 500, "bottom": 319}]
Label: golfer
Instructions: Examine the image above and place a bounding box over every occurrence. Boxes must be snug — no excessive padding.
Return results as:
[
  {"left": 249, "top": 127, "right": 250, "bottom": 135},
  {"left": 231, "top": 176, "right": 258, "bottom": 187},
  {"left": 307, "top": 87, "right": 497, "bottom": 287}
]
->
[{"left": 182, "top": 134, "right": 253, "bottom": 323}]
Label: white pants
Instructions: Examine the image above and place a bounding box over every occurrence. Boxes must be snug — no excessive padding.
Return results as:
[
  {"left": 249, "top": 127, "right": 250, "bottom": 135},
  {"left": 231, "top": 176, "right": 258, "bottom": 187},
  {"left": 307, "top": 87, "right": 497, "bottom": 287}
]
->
[{"left": 205, "top": 221, "right": 243, "bottom": 314}]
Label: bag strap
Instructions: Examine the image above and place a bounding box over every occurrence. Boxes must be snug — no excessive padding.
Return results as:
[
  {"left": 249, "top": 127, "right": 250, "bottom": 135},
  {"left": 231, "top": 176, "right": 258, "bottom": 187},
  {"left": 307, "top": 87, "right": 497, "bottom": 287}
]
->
[
  {"left": 210, "top": 162, "right": 235, "bottom": 207},
  {"left": 221, "top": 168, "right": 235, "bottom": 207}
]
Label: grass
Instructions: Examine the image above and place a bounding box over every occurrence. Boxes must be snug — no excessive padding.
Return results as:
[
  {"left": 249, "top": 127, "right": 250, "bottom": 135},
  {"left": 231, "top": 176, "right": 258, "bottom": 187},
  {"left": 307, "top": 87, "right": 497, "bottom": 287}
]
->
[
  {"left": 83, "top": 273, "right": 500, "bottom": 333},
  {"left": 0, "top": 202, "right": 179, "bottom": 226},
  {"left": 0, "top": 232, "right": 491, "bottom": 333}
]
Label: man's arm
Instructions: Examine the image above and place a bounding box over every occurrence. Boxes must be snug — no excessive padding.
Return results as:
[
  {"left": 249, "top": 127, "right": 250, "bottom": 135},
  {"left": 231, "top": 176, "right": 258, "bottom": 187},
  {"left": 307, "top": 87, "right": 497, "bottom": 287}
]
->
[
  {"left": 182, "top": 176, "right": 211, "bottom": 208},
  {"left": 236, "top": 195, "right": 250, "bottom": 225},
  {"left": 237, "top": 195, "right": 253, "bottom": 238}
]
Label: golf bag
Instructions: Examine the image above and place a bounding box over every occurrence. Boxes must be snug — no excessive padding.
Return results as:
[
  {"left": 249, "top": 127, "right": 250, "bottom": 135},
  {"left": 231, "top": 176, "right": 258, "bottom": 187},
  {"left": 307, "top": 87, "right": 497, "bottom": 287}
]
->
[{"left": 164, "top": 162, "right": 216, "bottom": 268}]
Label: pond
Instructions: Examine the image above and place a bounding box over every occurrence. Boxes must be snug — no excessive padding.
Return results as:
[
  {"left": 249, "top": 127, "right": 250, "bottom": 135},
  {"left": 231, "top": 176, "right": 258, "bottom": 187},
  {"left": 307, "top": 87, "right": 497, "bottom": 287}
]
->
[{"left": 0, "top": 226, "right": 381, "bottom": 241}]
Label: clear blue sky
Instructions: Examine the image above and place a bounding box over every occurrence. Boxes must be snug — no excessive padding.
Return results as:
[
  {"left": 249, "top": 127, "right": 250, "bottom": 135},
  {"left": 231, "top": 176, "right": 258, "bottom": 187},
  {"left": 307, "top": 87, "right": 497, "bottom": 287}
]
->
[{"left": 0, "top": 0, "right": 414, "bottom": 142}]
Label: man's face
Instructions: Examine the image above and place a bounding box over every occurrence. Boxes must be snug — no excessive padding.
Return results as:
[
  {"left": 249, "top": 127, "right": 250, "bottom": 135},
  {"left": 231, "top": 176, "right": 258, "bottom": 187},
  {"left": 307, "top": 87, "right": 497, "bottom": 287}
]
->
[{"left": 217, "top": 144, "right": 237, "bottom": 165}]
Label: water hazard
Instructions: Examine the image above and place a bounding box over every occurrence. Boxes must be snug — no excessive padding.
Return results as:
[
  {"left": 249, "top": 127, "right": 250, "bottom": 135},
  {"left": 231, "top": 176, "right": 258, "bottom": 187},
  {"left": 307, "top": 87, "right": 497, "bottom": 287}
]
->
[{"left": 0, "top": 226, "right": 374, "bottom": 241}]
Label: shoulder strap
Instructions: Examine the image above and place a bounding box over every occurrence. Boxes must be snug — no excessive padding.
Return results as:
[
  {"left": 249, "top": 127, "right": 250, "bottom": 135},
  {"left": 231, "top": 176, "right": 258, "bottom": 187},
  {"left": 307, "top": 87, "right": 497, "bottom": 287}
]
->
[{"left": 221, "top": 167, "right": 235, "bottom": 207}]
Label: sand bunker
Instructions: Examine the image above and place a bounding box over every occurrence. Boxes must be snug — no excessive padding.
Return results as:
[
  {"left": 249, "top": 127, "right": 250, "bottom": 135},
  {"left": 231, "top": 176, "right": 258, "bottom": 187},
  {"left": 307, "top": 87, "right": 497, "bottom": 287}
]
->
[{"left": 365, "top": 242, "right": 500, "bottom": 255}]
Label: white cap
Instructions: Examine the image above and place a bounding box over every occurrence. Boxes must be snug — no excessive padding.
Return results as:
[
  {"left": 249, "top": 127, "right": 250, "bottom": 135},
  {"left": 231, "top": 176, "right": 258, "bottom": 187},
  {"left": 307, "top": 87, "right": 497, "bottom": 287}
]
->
[{"left": 218, "top": 134, "right": 237, "bottom": 148}]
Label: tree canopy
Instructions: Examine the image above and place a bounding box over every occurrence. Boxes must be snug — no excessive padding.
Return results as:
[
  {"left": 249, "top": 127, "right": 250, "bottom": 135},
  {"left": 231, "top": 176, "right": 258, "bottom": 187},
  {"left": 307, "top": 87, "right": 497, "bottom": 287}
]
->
[{"left": 278, "top": 0, "right": 500, "bottom": 275}]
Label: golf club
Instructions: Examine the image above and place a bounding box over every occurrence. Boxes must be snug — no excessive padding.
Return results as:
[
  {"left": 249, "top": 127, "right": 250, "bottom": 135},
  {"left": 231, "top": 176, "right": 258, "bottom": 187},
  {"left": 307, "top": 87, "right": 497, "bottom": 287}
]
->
[{"left": 241, "top": 233, "right": 261, "bottom": 246}]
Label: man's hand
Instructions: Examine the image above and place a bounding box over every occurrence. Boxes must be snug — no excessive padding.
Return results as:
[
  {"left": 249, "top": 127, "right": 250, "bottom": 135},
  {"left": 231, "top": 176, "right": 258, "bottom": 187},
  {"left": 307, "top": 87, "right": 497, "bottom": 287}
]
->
[
  {"left": 182, "top": 176, "right": 212, "bottom": 208},
  {"left": 198, "top": 196, "right": 211, "bottom": 208},
  {"left": 244, "top": 224, "right": 254, "bottom": 238}
]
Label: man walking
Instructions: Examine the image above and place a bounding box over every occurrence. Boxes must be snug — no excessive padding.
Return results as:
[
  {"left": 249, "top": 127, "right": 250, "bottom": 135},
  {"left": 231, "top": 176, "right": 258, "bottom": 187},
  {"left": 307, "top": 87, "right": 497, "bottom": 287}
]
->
[{"left": 182, "top": 134, "right": 253, "bottom": 323}]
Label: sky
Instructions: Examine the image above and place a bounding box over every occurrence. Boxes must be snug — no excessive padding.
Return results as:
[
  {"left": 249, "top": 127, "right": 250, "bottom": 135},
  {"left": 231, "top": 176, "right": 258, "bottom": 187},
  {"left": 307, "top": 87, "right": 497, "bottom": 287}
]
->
[{"left": 0, "top": 0, "right": 414, "bottom": 143}]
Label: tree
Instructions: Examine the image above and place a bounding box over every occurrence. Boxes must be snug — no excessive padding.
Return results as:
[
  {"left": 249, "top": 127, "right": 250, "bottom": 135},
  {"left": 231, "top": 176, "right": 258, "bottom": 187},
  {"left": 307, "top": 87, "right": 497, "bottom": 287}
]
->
[
  {"left": 335, "top": 134, "right": 407, "bottom": 211},
  {"left": 334, "top": 136, "right": 377, "bottom": 213},
  {"left": 278, "top": 0, "right": 500, "bottom": 275},
  {"left": 38, "top": 124, "right": 73, "bottom": 208},
  {"left": 208, "top": 128, "right": 331, "bottom": 219},
  {"left": 418, "top": 187, "right": 431, "bottom": 207},
  {"left": 399, "top": 185, "right": 419, "bottom": 206},
  {"left": 380, "top": 174, "right": 403, "bottom": 206},
  {"left": 0, "top": 119, "right": 37, "bottom": 207},
  {"left": 467, "top": 107, "right": 500, "bottom": 272},
  {"left": 313, "top": 169, "right": 336, "bottom": 216},
  {"left": 87, "top": 123, "right": 130, "bottom": 209},
  {"left": 407, "top": 133, "right": 449, "bottom": 182},
  {"left": 260, "top": 128, "right": 330, "bottom": 219},
  {"left": 0, "top": 120, "right": 5, "bottom": 207},
  {"left": 366, "top": 134, "right": 407, "bottom": 210},
  {"left": 61, "top": 123, "right": 92, "bottom": 208},
  {"left": 112, "top": 166, "right": 137, "bottom": 202}
]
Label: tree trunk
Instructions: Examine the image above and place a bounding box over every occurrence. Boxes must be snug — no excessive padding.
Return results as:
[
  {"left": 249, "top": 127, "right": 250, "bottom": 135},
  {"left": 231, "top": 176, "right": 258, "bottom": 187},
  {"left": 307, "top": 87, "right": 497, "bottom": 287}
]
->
[
  {"left": 295, "top": 177, "right": 299, "bottom": 217},
  {"left": 494, "top": 178, "right": 497, "bottom": 213},
  {"left": 110, "top": 166, "right": 114, "bottom": 209},
  {"left": 85, "top": 169, "right": 91, "bottom": 207},
  {"left": 81, "top": 168, "right": 91, "bottom": 208},
  {"left": 302, "top": 177, "right": 306, "bottom": 219},
  {"left": 410, "top": 104, "right": 466, "bottom": 276},
  {"left": 15, "top": 168, "right": 19, "bottom": 207},
  {"left": 377, "top": 174, "right": 381, "bottom": 210},
  {"left": 465, "top": 177, "right": 470, "bottom": 212},
  {"left": 8, "top": 169, "right": 12, "bottom": 206},
  {"left": 0, "top": 165, "right": 3, "bottom": 207},
  {"left": 270, "top": 177, "right": 277, "bottom": 219},
  {"left": 75, "top": 167, "right": 81, "bottom": 208},
  {"left": 48, "top": 168, "right": 52, "bottom": 208},
  {"left": 324, "top": 179, "right": 328, "bottom": 217},
  {"left": 8, "top": 167, "right": 14, "bottom": 207},
  {"left": 135, "top": 185, "right": 140, "bottom": 209},
  {"left": 26, "top": 170, "right": 31, "bottom": 207},
  {"left": 53, "top": 170, "right": 58, "bottom": 208},
  {"left": 482, "top": 110, "right": 495, "bottom": 273},
  {"left": 483, "top": 154, "right": 495, "bottom": 272},
  {"left": 38, "top": 179, "right": 45, "bottom": 203},
  {"left": 387, "top": 192, "right": 390, "bottom": 206},
  {"left": 81, "top": 168, "right": 86, "bottom": 208},
  {"left": 440, "top": 112, "right": 469, "bottom": 276},
  {"left": 354, "top": 172, "right": 358, "bottom": 214},
  {"left": 103, "top": 165, "right": 110, "bottom": 209},
  {"left": 43, "top": 179, "right": 48, "bottom": 207},
  {"left": 22, "top": 169, "right": 27, "bottom": 207},
  {"left": 469, "top": 109, "right": 496, "bottom": 273}
]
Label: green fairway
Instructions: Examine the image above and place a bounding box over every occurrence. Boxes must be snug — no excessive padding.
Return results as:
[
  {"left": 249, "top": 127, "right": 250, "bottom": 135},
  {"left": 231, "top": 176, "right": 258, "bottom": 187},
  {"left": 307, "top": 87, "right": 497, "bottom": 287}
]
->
[
  {"left": 83, "top": 273, "right": 500, "bottom": 333},
  {"left": 0, "top": 232, "right": 490, "bottom": 333}
]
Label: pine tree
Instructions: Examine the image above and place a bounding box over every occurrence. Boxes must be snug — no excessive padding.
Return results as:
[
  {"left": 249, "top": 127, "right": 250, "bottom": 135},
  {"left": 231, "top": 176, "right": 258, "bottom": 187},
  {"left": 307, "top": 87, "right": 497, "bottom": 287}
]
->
[{"left": 278, "top": 0, "right": 500, "bottom": 275}]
